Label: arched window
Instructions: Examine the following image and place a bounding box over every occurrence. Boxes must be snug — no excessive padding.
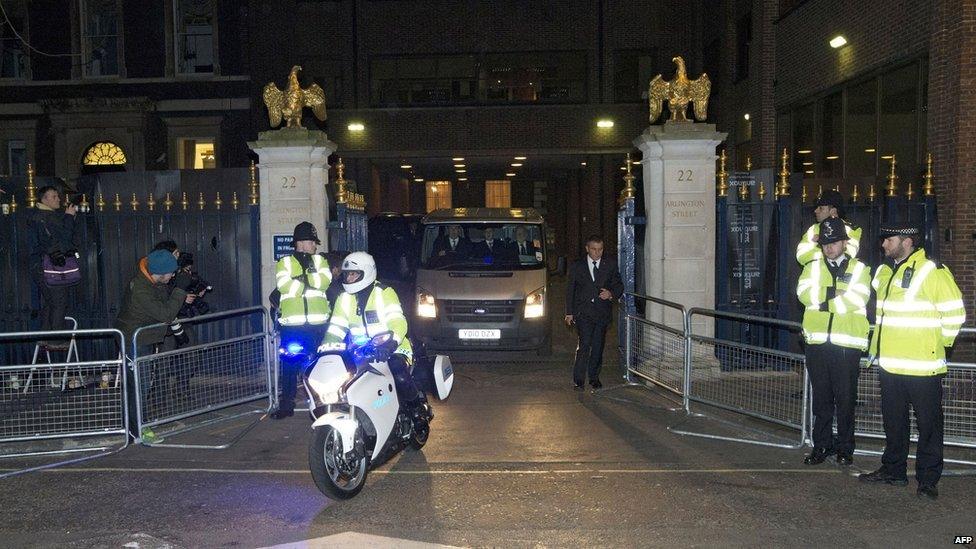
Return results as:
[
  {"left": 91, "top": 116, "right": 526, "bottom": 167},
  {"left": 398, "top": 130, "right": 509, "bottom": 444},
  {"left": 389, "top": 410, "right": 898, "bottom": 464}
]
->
[{"left": 83, "top": 142, "right": 127, "bottom": 165}]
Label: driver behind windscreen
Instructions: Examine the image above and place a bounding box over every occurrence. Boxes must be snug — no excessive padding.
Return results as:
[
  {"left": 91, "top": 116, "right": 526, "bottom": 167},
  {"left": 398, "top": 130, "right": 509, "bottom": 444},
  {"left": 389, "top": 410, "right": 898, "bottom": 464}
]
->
[{"left": 322, "top": 252, "right": 431, "bottom": 421}]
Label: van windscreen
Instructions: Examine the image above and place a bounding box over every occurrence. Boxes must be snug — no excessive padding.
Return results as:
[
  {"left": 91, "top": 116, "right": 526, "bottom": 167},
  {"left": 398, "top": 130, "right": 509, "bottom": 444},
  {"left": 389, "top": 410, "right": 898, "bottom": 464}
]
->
[{"left": 420, "top": 223, "right": 545, "bottom": 270}]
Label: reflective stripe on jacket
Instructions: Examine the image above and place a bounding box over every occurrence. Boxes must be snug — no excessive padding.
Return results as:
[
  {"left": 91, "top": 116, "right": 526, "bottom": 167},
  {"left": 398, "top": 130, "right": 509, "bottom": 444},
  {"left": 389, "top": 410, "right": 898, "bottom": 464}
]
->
[
  {"left": 795, "top": 221, "right": 862, "bottom": 265},
  {"left": 324, "top": 283, "right": 413, "bottom": 361},
  {"left": 870, "top": 248, "right": 966, "bottom": 376},
  {"left": 797, "top": 255, "right": 871, "bottom": 350},
  {"left": 275, "top": 254, "right": 332, "bottom": 326}
]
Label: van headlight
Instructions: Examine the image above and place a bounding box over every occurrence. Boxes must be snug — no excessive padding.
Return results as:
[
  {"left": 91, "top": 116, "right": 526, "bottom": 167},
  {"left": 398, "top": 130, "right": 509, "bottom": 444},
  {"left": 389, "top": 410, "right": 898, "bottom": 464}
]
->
[
  {"left": 524, "top": 287, "right": 545, "bottom": 319},
  {"left": 417, "top": 289, "right": 437, "bottom": 318}
]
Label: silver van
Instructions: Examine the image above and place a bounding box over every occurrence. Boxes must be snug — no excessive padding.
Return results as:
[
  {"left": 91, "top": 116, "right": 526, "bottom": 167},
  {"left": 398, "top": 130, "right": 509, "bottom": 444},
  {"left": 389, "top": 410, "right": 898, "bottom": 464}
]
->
[{"left": 412, "top": 208, "right": 551, "bottom": 355}]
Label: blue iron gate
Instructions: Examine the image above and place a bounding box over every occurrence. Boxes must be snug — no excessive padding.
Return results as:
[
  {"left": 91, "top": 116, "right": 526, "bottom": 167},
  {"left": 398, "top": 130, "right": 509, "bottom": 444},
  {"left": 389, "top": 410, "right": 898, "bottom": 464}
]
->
[
  {"left": 0, "top": 169, "right": 261, "bottom": 365},
  {"left": 715, "top": 153, "right": 940, "bottom": 362}
]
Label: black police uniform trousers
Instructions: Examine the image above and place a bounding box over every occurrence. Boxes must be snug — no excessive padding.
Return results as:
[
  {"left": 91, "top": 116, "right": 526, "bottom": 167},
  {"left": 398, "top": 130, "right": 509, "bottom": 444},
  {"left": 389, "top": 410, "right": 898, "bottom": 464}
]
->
[
  {"left": 389, "top": 353, "right": 425, "bottom": 408},
  {"left": 805, "top": 342, "right": 861, "bottom": 454},
  {"left": 277, "top": 324, "right": 326, "bottom": 413},
  {"left": 573, "top": 315, "right": 609, "bottom": 385},
  {"left": 880, "top": 369, "right": 944, "bottom": 485}
]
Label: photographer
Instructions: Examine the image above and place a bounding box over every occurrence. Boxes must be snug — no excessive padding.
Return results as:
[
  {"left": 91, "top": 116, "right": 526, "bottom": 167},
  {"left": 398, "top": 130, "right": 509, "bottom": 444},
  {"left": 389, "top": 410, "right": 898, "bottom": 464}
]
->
[
  {"left": 26, "top": 186, "right": 80, "bottom": 346},
  {"left": 150, "top": 240, "right": 212, "bottom": 348}
]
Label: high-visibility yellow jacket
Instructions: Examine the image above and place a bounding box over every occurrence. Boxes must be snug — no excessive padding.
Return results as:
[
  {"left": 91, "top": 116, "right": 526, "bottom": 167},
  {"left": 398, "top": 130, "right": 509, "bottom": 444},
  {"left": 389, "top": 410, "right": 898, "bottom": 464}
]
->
[
  {"left": 796, "top": 221, "right": 862, "bottom": 264},
  {"left": 323, "top": 282, "right": 413, "bottom": 361},
  {"left": 275, "top": 253, "right": 332, "bottom": 326},
  {"left": 797, "top": 255, "right": 871, "bottom": 350},
  {"left": 871, "top": 248, "right": 966, "bottom": 376}
]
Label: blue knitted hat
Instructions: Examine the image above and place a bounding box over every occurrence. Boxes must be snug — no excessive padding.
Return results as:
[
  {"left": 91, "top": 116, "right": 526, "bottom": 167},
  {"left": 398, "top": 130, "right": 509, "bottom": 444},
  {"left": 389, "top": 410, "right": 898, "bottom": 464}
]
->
[{"left": 147, "top": 250, "right": 177, "bottom": 275}]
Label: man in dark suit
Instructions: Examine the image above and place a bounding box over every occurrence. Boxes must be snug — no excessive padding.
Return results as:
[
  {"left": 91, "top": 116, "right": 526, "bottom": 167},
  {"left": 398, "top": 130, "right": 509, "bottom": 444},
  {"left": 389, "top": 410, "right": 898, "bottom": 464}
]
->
[
  {"left": 565, "top": 235, "right": 623, "bottom": 390},
  {"left": 511, "top": 226, "right": 538, "bottom": 258},
  {"left": 434, "top": 224, "right": 472, "bottom": 263},
  {"left": 471, "top": 226, "right": 504, "bottom": 261}
]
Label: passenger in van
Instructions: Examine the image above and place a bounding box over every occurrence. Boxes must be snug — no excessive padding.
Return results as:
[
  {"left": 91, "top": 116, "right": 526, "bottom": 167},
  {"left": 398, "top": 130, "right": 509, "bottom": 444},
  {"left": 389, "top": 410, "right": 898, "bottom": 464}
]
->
[
  {"left": 434, "top": 224, "right": 473, "bottom": 259},
  {"left": 472, "top": 227, "right": 506, "bottom": 261},
  {"left": 511, "top": 226, "right": 538, "bottom": 258}
]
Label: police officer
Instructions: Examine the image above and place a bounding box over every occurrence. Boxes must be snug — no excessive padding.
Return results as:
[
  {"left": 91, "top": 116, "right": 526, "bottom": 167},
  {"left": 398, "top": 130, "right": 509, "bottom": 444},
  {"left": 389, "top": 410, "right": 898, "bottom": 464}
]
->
[
  {"left": 323, "top": 252, "right": 430, "bottom": 417},
  {"left": 796, "top": 189, "right": 862, "bottom": 264},
  {"left": 858, "top": 223, "right": 966, "bottom": 500},
  {"left": 272, "top": 221, "right": 332, "bottom": 419},
  {"left": 796, "top": 217, "right": 871, "bottom": 466}
]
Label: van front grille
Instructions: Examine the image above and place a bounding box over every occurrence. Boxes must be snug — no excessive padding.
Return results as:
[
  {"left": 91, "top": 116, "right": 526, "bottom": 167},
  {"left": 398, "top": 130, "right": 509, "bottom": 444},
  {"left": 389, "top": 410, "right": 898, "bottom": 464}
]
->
[{"left": 442, "top": 299, "right": 518, "bottom": 323}]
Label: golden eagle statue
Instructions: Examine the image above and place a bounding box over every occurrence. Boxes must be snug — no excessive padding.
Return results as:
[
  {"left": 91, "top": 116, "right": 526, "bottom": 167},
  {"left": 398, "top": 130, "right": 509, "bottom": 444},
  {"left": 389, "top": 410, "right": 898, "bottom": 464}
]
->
[
  {"left": 262, "top": 65, "right": 327, "bottom": 129},
  {"left": 648, "top": 56, "right": 711, "bottom": 123}
]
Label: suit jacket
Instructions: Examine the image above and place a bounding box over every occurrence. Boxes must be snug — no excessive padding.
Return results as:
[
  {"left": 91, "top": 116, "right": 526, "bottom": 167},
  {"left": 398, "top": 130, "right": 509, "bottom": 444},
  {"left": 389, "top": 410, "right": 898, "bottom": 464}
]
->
[
  {"left": 435, "top": 236, "right": 473, "bottom": 257},
  {"left": 565, "top": 255, "right": 623, "bottom": 324},
  {"left": 471, "top": 239, "right": 505, "bottom": 259},
  {"left": 512, "top": 240, "right": 538, "bottom": 257}
]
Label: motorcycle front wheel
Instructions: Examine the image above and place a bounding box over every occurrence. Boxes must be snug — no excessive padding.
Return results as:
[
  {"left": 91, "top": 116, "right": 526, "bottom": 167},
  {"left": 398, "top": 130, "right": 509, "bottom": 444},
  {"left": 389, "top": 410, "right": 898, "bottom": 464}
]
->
[{"left": 308, "top": 426, "right": 369, "bottom": 499}]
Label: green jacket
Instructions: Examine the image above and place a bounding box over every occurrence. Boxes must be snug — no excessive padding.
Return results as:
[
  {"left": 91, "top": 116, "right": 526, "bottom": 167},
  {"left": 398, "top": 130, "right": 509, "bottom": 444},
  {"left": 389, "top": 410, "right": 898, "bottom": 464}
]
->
[
  {"left": 115, "top": 265, "right": 187, "bottom": 352},
  {"left": 275, "top": 253, "right": 332, "bottom": 326},
  {"left": 871, "top": 248, "right": 966, "bottom": 376},
  {"left": 797, "top": 255, "right": 871, "bottom": 350}
]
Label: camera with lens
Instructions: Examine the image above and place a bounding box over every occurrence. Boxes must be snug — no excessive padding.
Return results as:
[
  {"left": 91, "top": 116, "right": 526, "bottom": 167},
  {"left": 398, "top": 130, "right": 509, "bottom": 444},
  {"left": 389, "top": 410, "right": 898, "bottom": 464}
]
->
[
  {"left": 181, "top": 276, "right": 213, "bottom": 317},
  {"left": 177, "top": 251, "right": 195, "bottom": 270}
]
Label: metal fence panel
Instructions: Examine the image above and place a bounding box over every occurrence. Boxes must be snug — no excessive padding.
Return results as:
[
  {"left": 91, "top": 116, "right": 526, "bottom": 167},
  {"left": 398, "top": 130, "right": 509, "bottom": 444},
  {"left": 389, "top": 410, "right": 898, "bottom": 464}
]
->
[
  {"left": 687, "top": 333, "right": 807, "bottom": 430},
  {"left": 627, "top": 316, "right": 686, "bottom": 396},
  {"left": 0, "top": 327, "right": 127, "bottom": 477},
  {"left": 131, "top": 307, "right": 273, "bottom": 447},
  {"left": 853, "top": 328, "right": 976, "bottom": 449}
]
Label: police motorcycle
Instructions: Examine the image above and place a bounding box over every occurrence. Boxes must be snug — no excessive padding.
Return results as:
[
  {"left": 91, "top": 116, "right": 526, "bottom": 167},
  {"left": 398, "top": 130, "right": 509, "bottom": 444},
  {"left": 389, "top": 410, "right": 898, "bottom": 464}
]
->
[{"left": 293, "top": 331, "right": 453, "bottom": 499}]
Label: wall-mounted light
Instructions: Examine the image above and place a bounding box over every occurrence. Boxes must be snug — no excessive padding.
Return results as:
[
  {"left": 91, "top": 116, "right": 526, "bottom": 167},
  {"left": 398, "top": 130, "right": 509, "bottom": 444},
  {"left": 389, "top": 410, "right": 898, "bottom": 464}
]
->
[
  {"left": 805, "top": 170, "right": 815, "bottom": 174},
  {"left": 580, "top": 162, "right": 587, "bottom": 166},
  {"left": 348, "top": 122, "right": 365, "bottom": 131},
  {"left": 864, "top": 148, "right": 876, "bottom": 153},
  {"left": 596, "top": 119, "right": 614, "bottom": 128},
  {"left": 400, "top": 164, "right": 412, "bottom": 169},
  {"left": 505, "top": 172, "right": 516, "bottom": 177},
  {"left": 452, "top": 157, "right": 464, "bottom": 161},
  {"left": 514, "top": 156, "right": 527, "bottom": 160},
  {"left": 802, "top": 162, "right": 814, "bottom": 166},
  {"left": 830, "top": 35, "right": 848, "bottom": 49},
  {"left": 743, "top": 113, "right": 750, "bottom": 121},
  {"left": 797, "top": 149, "right": 812, "bottom": 154},
  {"left": 511, "top": 163, "right": 522, "bottom": 167},
  {"left": 458, "top": 177, "right": 467, "bottom": 181},
  {"left": 456, "top": 169, "right": 466, "bottom": 173},
  {"left": 454, "top": 164, "right": 465, "bottom": 168},
  {"left": 414, "top": 178, "right": 424, "bottom": 182},
  {"left": 826, "top": 155, "right": 839, "bottom": 160}
]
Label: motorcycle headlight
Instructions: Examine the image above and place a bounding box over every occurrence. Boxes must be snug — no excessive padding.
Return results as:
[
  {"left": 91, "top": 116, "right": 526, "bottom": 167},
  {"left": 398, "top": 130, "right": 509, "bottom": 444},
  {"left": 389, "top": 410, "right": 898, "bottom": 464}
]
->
[
  {"left": 524, "top": 286, "right": 545, "bottom": 319},
  {"left": 417, "top": 289, "right": 437, "bottom": 318}
]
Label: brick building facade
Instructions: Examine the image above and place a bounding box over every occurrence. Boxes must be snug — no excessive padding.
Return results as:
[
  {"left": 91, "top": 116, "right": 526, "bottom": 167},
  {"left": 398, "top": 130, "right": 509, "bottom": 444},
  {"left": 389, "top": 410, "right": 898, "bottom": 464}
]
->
[
  {"left": 708, "top": 0, "right": 975, "bottom": 316},
  {"left": 0, "top": 0, "right": 972, "bottom": 306}
]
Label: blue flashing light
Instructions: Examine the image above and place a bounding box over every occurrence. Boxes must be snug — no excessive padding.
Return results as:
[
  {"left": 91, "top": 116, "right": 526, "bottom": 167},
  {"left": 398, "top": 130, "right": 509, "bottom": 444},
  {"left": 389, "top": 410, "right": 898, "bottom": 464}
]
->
[
  {"left": 352, "top": 335, "right": 369, "bottom": 346},
  {"left": 284, "top": 341, "right": 304, "bottom": 355}
]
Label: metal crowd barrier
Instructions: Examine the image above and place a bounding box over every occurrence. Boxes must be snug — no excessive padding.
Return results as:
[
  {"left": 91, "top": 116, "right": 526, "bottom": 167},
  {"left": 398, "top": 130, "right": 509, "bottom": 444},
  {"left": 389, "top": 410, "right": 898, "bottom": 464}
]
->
[
  {"left": 130, "top": 306, "right": 275, "bottom": 449},
  {"left": 621, "top": 293, "right": 976, "bottom": 462},
  {"left": 673, "top": 308, "right": 808, "bottom": 449},
  {"left": 624, "top": 293, "right": 688, "bottom": 400},
  {"left": 0, "top": 326, "right": 128, "bottom": 479}
]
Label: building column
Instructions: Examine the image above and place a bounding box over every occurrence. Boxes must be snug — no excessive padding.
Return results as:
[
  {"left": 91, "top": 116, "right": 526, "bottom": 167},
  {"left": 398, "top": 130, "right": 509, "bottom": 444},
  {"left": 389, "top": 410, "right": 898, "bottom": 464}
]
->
[{"left": 928, "top": 0, "right": 976, "bottom": 312}]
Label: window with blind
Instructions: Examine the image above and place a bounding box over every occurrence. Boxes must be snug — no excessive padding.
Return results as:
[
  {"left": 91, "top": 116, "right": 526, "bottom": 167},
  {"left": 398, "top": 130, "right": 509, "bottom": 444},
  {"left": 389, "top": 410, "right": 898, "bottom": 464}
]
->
[
  {"left": 485, "top": 180, "right": 511, "bottom": 208},
  {"left": 426, "top": 181, "right": 451, "bottom": 212}
]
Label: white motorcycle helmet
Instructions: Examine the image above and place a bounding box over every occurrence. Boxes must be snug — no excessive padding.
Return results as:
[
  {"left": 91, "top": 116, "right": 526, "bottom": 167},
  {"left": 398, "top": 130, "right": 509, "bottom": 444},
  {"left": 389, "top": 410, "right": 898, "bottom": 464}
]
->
[{"left": 341, "top": 251, "right": 377, "bottom": 294}]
